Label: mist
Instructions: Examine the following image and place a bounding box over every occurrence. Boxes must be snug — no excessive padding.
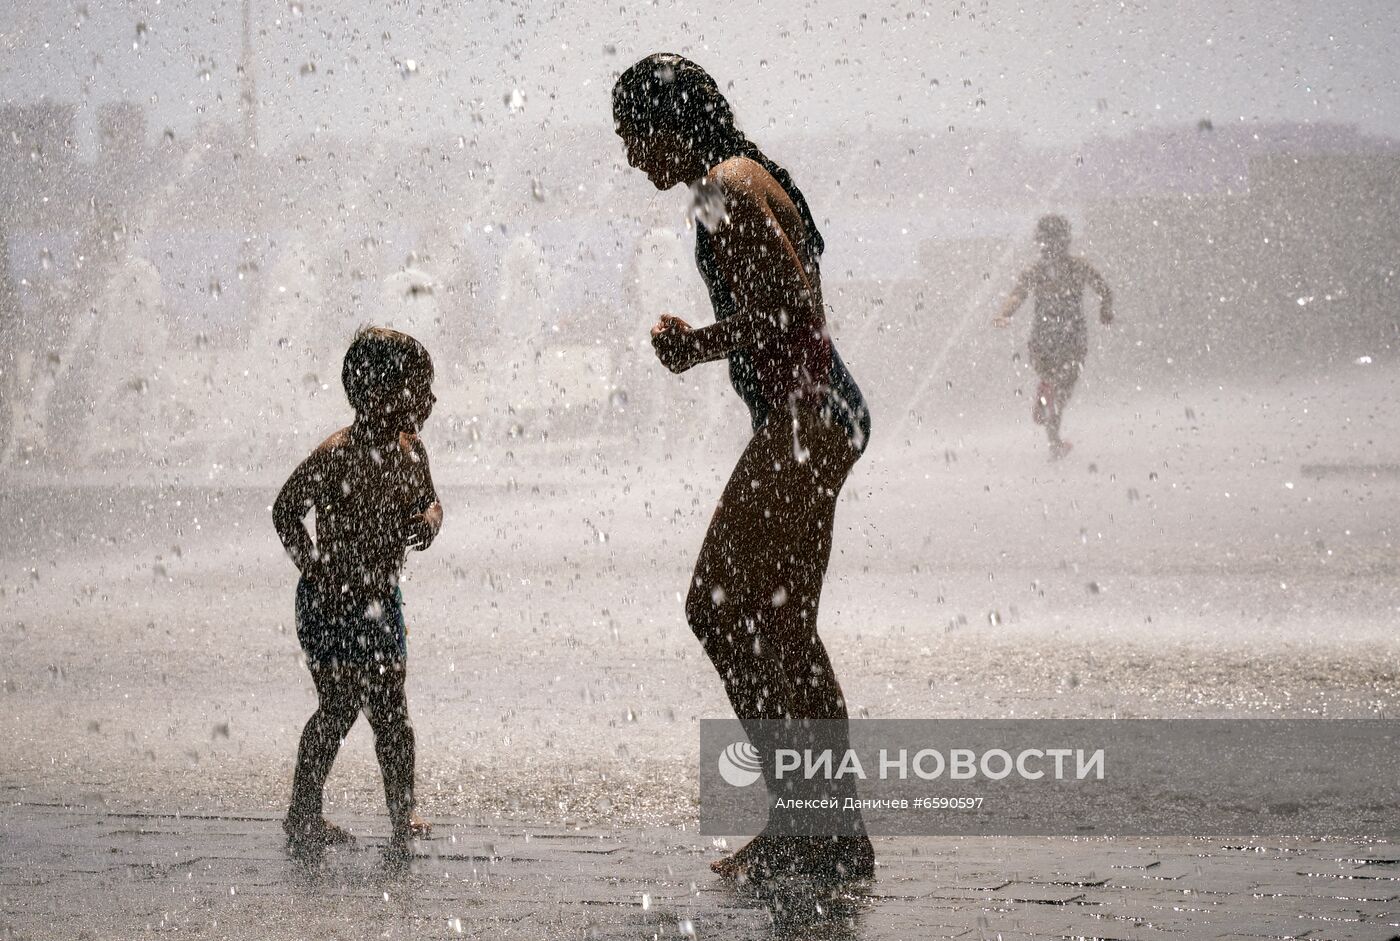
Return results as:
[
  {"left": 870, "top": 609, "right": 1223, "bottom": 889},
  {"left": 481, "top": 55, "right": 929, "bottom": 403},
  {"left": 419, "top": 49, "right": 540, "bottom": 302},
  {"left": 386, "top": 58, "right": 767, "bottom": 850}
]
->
[{"left": 2, "top": 1, "right": 1399, "bottom": 937}]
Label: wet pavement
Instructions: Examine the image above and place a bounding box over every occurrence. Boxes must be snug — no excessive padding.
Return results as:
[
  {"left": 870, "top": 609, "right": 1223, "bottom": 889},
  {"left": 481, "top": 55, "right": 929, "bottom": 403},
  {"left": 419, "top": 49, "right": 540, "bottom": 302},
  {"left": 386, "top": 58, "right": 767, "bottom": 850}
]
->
[
  {"left": 3, "top": 797, "right": 1397, "bottom": 940},
  {"left": 4, "top": 377, "right": 1399, "bottom": 939}
]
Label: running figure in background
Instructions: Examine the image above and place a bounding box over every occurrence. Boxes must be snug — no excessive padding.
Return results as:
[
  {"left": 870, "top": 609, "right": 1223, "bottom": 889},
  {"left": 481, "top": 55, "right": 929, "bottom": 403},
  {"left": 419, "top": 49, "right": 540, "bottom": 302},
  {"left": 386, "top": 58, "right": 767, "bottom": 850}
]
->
[{"left": 994, "top": 214, "right": 1114, "bottom": 460}]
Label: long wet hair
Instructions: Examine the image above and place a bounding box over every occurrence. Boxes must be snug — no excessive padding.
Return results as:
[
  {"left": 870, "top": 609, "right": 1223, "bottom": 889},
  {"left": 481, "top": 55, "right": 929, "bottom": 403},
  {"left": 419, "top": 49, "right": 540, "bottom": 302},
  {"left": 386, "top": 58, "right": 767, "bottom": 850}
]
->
[{"left": 612, "top": 53, "right": 825, "bottom": 261}]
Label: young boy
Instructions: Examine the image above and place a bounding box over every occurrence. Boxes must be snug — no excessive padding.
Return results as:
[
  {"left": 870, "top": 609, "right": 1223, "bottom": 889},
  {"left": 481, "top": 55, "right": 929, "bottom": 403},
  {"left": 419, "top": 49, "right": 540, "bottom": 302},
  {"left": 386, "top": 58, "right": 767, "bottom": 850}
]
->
[
  {"left": 273, "top": 326, "right": 443, "bottom": 863},
  {"left": 994, "top": 214, "right": 1114, "bottom": 460}
]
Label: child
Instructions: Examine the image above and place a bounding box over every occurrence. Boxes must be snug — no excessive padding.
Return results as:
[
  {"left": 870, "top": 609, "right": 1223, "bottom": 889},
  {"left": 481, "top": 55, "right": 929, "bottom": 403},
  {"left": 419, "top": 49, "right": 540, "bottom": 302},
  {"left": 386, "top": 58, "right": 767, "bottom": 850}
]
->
[
  {"left": 994, "top": 214, "right": 1113, "bottom": 460},
  {"left": 273, "top": 326, "right": 443, "bottom": 863}
]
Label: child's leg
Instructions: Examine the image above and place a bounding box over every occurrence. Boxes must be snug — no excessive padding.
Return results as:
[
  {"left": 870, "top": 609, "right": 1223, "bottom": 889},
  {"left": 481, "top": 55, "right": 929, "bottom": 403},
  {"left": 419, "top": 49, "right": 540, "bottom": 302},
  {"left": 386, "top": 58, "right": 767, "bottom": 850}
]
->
[
  {"left": 1033, "top": 380, "right": 1053, "bottom": 426},
  {"left": 1044, "top": 362, "right": 1081, "bottom": 446},
  {"left": 287, "top": 661, "right": 364, "bottom": 830},
  {"left": 363, "top": 661, "right": 416, "bottom": 837}
]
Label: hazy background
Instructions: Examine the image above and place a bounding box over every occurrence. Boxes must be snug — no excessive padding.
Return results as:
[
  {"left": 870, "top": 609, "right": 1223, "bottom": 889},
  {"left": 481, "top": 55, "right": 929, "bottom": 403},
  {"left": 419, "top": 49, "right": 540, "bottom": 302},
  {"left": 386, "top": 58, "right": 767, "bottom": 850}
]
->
[
  {"left": 1, "top": 0, "right": 1398, "bottom": 480},
  {"left": 1, "top": 0, "right": 1398, "bottom": 828}
]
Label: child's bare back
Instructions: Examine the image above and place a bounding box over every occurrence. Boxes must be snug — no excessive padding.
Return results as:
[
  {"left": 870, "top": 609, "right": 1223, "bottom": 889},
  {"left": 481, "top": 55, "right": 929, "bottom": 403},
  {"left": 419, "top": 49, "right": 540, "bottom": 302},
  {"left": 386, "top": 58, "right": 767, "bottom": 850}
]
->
[{"left": 274, "top": 426, "right": 438, "bottom": 602}]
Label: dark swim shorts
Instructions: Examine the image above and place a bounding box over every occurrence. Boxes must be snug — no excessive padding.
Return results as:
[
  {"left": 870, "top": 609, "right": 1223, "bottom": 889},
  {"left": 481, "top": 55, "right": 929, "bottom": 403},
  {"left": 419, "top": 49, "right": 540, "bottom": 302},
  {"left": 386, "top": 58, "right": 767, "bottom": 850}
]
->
[{"left": 295, "top": 577, "right": 406, "bottom": 666}]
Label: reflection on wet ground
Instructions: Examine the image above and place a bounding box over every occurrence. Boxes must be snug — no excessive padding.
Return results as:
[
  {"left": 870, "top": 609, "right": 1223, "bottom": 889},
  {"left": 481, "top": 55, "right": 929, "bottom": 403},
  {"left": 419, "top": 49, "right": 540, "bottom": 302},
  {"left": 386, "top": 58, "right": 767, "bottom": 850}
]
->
[{"left": 4, "top": 801, "right": 1396, "bottom": 939}]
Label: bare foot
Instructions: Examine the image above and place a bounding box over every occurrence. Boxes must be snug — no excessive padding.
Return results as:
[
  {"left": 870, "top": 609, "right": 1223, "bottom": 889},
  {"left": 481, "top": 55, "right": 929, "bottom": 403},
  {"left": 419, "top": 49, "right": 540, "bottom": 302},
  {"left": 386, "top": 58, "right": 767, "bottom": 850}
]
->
[
  {"left": 382, "top": 833, "right": 412, "bottom": 871},
  {"left": 733, "top": 837, "right": 801, "bottom": 885},
  {"left": 408, "top": 812, "right": 432, "bottom": 838},
  {"left": 710, "top": 834, "right": 770, "bottom": 878},
  {"left": 797, "top": 835, "right": 876, "bottom": 883},
  {"left": 283, "top": 815, "right": 356, "bottom": 847}
]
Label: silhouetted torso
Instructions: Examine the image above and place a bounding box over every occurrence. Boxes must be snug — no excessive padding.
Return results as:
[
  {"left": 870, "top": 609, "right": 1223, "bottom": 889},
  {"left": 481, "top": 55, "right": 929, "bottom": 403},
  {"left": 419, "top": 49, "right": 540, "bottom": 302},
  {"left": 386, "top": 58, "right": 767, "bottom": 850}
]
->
[
  {"left": 694, "top": 205, "right": 870, "bottom": 451},
  {"left": 305, "top": 428, "right": 433, "bottom": 601},
  {"left": 1016, "top": 254, "right": 1098, "bottom": 362}
]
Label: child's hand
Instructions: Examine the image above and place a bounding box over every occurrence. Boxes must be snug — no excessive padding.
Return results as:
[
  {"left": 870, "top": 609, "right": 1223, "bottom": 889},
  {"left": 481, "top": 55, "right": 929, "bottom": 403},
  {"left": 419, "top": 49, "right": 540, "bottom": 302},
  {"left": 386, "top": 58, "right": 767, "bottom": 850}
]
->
[
  {"left": 407, "top": 502, "right": 442, "bottom": 551},
  {"left": 651, "top": 314, "right": 698, "bottom": 373}
]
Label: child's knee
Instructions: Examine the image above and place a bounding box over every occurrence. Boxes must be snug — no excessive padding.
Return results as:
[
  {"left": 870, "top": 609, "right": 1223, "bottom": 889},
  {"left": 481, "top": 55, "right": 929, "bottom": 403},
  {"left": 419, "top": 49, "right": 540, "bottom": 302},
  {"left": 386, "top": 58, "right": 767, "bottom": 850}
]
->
[{"left": 326, "top": 694, "right": 361, "bottom": 723}]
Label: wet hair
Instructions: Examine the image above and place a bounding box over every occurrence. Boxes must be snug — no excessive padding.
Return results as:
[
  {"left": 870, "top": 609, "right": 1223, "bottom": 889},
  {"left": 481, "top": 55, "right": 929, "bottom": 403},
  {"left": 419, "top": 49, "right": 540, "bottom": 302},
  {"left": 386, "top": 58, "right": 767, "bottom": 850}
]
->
[
  {"left": 341, "top": 326, "right": 432, "bottom": 415},
  {"left": 612, "top": 53, "right": 825, "bottom": 260},
  {"left": 1035, "top": 214, "right": 1071, "bottom": 253}
]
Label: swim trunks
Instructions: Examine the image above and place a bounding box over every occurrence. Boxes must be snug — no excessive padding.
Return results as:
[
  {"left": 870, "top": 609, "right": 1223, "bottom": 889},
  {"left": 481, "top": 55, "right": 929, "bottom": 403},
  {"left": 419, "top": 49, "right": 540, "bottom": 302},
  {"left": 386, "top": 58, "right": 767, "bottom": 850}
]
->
[{"left": 295, "top": 577, "right": 406, "bottom": 666}]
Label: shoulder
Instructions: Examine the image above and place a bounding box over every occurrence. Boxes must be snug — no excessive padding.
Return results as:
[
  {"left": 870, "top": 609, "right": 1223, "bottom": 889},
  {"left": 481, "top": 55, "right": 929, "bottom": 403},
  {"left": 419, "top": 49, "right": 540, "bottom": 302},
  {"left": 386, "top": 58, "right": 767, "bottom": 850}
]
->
[
  {"left": 705, "top": 157, "right": 800, "bottom": 242},
  {"left": 303, "top": 427, "right": 353, "bottom": 471},
  {"left": 280, "top": 427, "right": 350, "bottom": 497},
  {"left": 709, "top": 157, "right": 788, "bottom": 211},
  {"left": 318, "top": 427, "right": 353, "bottom": 456},
  {"left": 398, "top": 431, "right": 430, "bottom": 463}
]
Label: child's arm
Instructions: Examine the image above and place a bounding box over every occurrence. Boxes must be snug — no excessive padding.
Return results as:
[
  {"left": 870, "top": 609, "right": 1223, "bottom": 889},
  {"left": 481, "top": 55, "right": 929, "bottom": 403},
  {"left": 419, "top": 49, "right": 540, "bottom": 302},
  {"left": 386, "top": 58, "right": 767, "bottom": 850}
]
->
[
  {"left": 993, "top": 268, "right": 1033, "bottom": 328},
  {"left": 406, "top": 436, "right": 442, "bottom": 551},
  {"left": 272, "top": 446, "right": 331, "bottom": 578},
  {"left": 1083, "top": 261, "right": 1114, "bottom": 324}
]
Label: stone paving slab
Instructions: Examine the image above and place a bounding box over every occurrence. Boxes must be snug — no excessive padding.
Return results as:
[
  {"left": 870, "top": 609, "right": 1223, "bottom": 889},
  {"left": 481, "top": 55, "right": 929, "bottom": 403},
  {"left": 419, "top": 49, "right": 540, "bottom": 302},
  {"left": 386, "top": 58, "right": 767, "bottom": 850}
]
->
[{"left": 2, "top": 802, "right": 1398, "bottom": 940}]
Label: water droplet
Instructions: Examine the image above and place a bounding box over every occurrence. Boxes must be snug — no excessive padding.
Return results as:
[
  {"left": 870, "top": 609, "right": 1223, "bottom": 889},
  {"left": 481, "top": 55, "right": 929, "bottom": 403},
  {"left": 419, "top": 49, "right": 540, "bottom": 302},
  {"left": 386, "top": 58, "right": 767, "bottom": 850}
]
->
[
  {"left": 396, "top": 58, "right": 418, "bottom": 79},
  {"left": 689, "top": 179, "right": 729, "bottom": 230},
  {"left": 504, "top": 88, "right": 526, "bottom": 113},
  {"left": 39, "top": 248, "right": 52, "bottom": 270},
  {"left": 288, "top": 0, "right": 304, "bottom": 16},
  {"left": 640, "top": 893, "right": 651, "bottom": 911},
  {"left": 530, "top": 178, "right": 546, "bottom": 202},
  {"left": 133, "top": 21, "right": 148, "bottom": 50},
  {"left": 208, "top": 278, "right": 222, "bottom": 299}
]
